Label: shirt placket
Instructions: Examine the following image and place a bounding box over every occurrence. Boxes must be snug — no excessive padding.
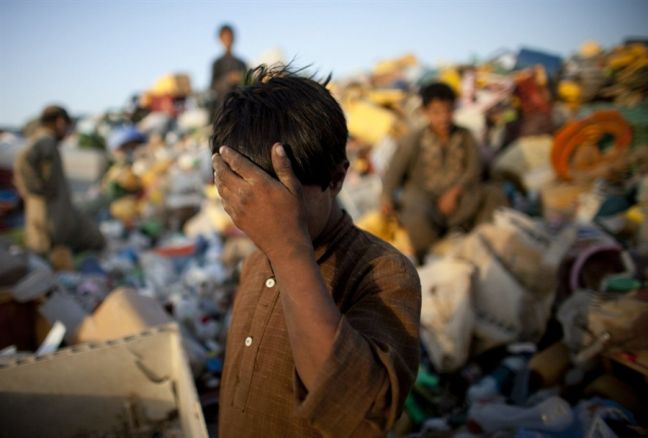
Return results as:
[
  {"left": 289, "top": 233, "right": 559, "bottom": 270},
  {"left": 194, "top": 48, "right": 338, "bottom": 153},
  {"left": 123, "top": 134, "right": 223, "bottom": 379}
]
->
[{"left": 232, "top": 268, "right": 281, "bottom": 410}]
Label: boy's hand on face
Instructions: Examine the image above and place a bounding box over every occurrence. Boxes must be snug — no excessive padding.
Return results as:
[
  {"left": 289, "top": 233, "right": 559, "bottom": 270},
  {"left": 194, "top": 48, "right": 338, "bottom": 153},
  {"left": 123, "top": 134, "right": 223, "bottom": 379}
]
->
[{"left": 213, "top": 143, "right": 313, "bottom": 261}]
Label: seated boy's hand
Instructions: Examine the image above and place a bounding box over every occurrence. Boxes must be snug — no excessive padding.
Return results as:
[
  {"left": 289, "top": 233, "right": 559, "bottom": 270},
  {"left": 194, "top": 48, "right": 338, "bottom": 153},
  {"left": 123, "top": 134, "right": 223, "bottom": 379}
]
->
[
  {"left": 213, "top": 143, "right": 312, "bottom": 260},
  {"left": 437, "top": 185, "right": 461, "bottom": 217},
  {"left": 380, "top": 199, "right": 396, "bottom": 218}
]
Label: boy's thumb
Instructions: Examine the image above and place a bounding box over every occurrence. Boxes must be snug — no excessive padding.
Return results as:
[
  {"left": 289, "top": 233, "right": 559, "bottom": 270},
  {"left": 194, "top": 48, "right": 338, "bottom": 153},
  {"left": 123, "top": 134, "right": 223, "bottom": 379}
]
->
[{"left": 271, "top": 143, "right": 300, "bottom": 194}]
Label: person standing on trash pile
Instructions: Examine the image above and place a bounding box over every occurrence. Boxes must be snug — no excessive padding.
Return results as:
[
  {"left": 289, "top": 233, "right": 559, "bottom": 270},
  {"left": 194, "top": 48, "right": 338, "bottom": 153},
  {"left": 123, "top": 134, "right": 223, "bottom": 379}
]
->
[
  {"left": 101, "top": 125, "right": 147, "bottom": 201},
  {"left": 209, "top": 24, "right": 247, "bottom": 122},
  {"left": 14, "top": 105, "right": 105, "bottom": 255},
  {"left": 212, "top": 65, "right": 421, "bottom": 437},
  {"left": 381, "top": 82, "right": 505, "bottom": 264}
]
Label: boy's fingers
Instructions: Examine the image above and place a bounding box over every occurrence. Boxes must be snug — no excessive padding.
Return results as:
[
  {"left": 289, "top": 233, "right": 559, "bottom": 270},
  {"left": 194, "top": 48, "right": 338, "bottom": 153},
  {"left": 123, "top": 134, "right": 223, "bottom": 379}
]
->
[
  {"left": 271, "top": 143, "right": 301, "bottom": 194},
  {"left": 213, "top": 153, "right": 243, "bottom": 189},
  {"left": 219, "top": 146, "right": 265, "bottom": 183}
]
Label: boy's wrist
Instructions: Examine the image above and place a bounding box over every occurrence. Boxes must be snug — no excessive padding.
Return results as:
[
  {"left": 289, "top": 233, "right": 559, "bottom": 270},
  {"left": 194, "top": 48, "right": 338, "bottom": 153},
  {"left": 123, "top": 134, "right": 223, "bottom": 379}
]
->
[{"left": 266, "top": 236, "right": 314, "bottom": 265}]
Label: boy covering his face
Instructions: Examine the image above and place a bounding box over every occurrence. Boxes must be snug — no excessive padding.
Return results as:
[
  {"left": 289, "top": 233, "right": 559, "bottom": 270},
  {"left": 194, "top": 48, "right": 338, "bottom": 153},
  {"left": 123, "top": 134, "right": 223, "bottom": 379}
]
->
[{"left": 212, "top": 66, "right": 421, "bottom": 437}]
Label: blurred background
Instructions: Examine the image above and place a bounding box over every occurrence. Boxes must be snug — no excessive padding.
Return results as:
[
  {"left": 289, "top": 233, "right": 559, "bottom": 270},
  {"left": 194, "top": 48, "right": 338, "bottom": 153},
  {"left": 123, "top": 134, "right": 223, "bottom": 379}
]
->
[
  {"left": 1, "top": 1, "right": 648, "bottom": 437},
  {"left": 2, "top": 0, "right": 648, "bottom": 127}
]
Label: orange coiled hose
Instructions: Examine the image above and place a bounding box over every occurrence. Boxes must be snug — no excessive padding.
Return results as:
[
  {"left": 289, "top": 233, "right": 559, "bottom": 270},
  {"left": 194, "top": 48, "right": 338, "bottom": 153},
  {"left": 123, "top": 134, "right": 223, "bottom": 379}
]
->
[{"left": 551, "top": 110, "right": 632, "bottom": 180}]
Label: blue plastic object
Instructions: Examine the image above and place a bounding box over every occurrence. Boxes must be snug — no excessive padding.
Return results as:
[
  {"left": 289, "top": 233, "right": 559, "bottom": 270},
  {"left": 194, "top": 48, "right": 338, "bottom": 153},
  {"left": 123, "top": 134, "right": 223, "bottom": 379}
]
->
[
  {"left": 515, "top": 47, "right": 563, "bottom": 80},
  {"left": 108, "top": 125, "right": 147, "bottom": 151}
]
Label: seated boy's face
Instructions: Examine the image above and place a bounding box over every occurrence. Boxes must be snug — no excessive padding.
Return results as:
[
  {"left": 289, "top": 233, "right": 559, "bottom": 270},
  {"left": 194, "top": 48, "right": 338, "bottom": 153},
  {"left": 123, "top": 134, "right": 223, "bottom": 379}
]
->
[{"left": 424, "top": 100, "right": 453, "bottom": 136}]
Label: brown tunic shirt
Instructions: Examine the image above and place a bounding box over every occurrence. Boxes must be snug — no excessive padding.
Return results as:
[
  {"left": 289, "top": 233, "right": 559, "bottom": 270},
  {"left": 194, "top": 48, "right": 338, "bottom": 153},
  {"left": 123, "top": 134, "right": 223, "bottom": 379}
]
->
[
  {"left": 219, "top": 212, "right": 421, "bottom": 437},
  {"left": 382, "top": 125, "right": 481, "bottom": 200}
]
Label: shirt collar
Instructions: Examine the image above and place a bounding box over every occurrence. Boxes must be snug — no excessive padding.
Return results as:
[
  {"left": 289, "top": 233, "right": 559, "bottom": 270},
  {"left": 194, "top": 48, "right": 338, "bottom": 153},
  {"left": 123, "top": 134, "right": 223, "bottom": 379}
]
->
[
  {"left": 313, "top": 209, "right": 354, "bottom": 265},
  {"left": 425, "top": 123, "right": 460, "bottom": 141}
]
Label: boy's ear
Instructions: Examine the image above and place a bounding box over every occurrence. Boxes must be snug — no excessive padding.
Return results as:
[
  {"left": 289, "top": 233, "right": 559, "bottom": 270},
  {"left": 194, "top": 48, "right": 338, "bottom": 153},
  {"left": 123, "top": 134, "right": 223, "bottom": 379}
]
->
[{"left": 329, "top": 160, "right": 349, "bottom": 194}]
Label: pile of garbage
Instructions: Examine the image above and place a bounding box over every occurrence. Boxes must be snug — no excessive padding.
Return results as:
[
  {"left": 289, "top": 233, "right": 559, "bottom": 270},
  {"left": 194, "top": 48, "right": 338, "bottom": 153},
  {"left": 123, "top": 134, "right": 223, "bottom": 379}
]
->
[
  {"left": 1, "top": 38, "right": 647, "bottom": 436},
  {"left": 1, "top": 81, "right": 246, "bottom": 434},
  {"left": 333, "top": 40, "right": 648, "bottom": 437}
]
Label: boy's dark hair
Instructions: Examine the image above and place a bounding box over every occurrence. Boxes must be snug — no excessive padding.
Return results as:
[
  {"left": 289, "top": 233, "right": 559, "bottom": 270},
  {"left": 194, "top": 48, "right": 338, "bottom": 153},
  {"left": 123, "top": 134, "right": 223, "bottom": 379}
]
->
[
  {"left": 420, "top": 82, "right": 457, "bottom": 107},
  {"left": 40, "top": 105, "right": 71, "bottom": 125},
  {"left": 218, "top": 24, "right": 234, "bottom": 38},
  {"left": 211, "top": 65, "right": 348, "bottom": 190}
]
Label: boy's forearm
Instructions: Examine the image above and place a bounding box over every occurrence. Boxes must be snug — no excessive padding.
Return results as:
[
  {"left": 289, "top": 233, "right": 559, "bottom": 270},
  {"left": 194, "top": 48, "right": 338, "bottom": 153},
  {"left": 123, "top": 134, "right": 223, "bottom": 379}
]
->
[{"left": 269, "top": 248, "right": 342, "bottom": 391}]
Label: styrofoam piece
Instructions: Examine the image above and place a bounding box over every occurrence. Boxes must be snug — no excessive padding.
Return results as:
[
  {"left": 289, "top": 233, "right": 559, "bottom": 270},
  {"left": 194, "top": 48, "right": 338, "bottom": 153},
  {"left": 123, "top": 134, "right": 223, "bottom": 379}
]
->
[
  {"left": 36, "top": 321, "right": 66, "bottom": 356},
  {"left": 61, "top": 147, "right": 109, "bottom": 183},
  {"left": 0, "top": 346, "right": 16, "bottom": 357},
  {"left": 418, "top": 258, "right": 475, "bottom": 372}
]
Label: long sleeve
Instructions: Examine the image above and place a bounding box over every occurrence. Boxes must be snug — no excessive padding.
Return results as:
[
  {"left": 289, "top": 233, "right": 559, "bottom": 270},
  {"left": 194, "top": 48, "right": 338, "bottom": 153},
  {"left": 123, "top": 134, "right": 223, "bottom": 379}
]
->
[
  {"left": 381, "top": 128, "right": 422, "bottom": 205},
  {"left": 455, "top": 129, "right": 481, "bottom": 189},
  {"left": 18, "top": 136, "right": 60, "bottom": 198},
  {"left": 292, "top": 253, "right": 421, "bottom": 437},
  {"left": 210, "top": 59, "right": 222, "bottom": 91}
]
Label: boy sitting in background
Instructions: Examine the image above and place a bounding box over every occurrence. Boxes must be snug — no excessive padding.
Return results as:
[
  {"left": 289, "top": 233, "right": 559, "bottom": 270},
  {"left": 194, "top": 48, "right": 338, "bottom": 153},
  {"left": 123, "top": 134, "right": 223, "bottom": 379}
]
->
[{"left": 382, "top": 82, "right": 505, "bottom": 263}]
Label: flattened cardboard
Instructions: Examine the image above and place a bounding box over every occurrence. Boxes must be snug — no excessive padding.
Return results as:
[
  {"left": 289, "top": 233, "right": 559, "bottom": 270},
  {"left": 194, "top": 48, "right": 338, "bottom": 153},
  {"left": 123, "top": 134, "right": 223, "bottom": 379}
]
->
[
  {"left": 0, "top": 324, "right": 208, "bottom": 438},
  {"left": 74, "top": 288, "right": 172, "bottom": 344}
]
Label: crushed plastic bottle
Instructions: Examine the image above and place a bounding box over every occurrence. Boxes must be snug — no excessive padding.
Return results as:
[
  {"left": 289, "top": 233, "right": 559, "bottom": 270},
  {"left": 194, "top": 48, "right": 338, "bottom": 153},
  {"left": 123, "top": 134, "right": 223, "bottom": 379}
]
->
[
  {"left": 468, "top": 356, "right": 527, "bottom": 403},
  {"left": 469, "top": 396, "right": 573, "bottom": 434}
]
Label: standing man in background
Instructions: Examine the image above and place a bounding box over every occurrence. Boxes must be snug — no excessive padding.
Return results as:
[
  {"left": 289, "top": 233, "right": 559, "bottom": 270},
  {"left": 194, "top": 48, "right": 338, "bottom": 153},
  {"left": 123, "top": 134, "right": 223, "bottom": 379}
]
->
[
  {"left": 14, "top": 105, "right": 104, "bottom": 255},
  {"left": 209, "top": 24, "right": 247, "bottom": 122}
]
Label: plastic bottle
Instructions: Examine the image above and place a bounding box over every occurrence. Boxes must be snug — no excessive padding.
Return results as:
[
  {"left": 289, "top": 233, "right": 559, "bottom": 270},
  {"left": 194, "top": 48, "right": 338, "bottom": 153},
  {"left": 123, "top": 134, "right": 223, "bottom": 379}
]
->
[
  {"left": 469, "top": 396, "right": 573, "bottom": 433},
  {"left": 467, "top": 356, "right": 526, "bottom": 403}
]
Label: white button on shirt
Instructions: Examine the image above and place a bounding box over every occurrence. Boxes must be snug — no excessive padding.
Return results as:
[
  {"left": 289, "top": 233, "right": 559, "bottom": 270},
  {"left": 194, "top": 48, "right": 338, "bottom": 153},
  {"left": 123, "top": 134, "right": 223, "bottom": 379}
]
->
[
  {"left": 244, "top": 336, "right": 253, "bottom": 347},
  {"left": 265, "top": 277, "right": 276, "bottom": 288}
]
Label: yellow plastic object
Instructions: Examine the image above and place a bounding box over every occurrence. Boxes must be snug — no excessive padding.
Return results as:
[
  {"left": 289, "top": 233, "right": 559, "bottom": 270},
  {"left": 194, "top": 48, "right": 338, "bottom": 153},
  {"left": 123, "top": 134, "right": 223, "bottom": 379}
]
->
[
  {"left": 344, "top": 100, "right": 396, "bottom": 145},
  {"left": 110, "top": 196, "right": 139, "bottom": 225},
  {"left": 439, "top": 68, "right": 462, "bottom": 95},
  {"left": 116, "top": 168, "right": 141, "bottom": 192},
  {"left": 150, "top": 73, "right": 192, "bottom": 97},
  {"left": 607, "top": 44, "right": 648, "bottom": 70},
  {"left": 625, "top": 205, "right": 645, "bottom": 225},
  {"left": 148, "top": 188, "right": 165, "bottom": 206},
  {"left": 374, "top": 60, "right": 400, "bottom": 76},
  {"left": 357, "top": 210, "right": 413, "bottom": 256},
  {"left": 367, "top": 89, "right": 406, "bottom": 106},
  {"left": 373, "top": 54, "right": 417, "bottom": 76},
  {"left": 579, "top": 41, "right": 602, "bottom": 58},
  {"left": 558, "top": 80, "right": 582, "bottom": 104},
  {"left": 141, "top": 160, "right": 172, "bottom": 189}
]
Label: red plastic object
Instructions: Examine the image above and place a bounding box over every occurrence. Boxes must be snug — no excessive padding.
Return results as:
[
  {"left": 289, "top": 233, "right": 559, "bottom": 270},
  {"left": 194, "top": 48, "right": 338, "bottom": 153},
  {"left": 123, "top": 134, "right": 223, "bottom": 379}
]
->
[{"left": 155, "top": 243, "right": 195, "bottom": 257}]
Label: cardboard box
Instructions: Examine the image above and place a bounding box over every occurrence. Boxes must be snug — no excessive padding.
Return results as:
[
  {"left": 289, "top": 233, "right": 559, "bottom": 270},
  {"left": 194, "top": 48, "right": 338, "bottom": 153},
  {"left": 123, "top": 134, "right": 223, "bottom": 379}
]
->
[
  {"left": 39, "top": 288, "right": 173, "bottom": 345},
  {"left": 0, "top": 324, "right": 208, "bottom": 437},
  {"left": 74, "top": 287, "right": 173, "bottom": 344}
]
